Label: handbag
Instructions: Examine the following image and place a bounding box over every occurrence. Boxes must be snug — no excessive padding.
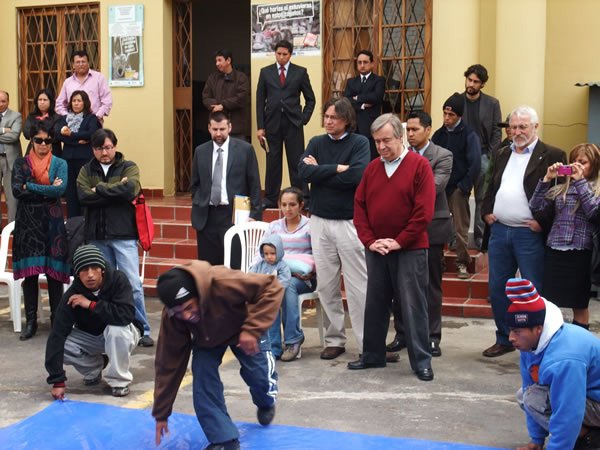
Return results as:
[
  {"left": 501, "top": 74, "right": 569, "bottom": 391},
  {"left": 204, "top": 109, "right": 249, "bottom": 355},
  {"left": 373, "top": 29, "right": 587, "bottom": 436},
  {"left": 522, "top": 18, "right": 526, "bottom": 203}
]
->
[{"left": 133, "top": 191, "right": 154, "bottom": 251}]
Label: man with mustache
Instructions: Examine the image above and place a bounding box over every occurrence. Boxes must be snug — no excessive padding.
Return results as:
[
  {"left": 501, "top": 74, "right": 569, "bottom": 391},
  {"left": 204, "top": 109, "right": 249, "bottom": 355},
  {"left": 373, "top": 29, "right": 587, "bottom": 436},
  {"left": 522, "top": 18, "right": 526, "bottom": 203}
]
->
[{"left": 481, "top": 105, "right": 565, "bottom": 358}]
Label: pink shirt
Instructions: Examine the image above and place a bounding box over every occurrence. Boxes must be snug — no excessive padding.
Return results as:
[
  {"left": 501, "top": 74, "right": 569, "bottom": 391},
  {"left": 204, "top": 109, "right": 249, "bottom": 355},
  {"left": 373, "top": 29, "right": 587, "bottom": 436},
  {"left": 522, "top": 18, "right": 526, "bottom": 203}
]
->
[{"left": 56, "top": 69, "right": 112, "bottom": 118}]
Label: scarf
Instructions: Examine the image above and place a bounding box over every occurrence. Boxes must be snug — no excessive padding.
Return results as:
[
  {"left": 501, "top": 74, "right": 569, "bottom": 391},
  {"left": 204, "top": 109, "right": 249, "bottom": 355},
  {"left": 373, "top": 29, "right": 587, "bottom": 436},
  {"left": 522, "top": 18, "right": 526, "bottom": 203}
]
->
[
  {"left": 28, "top": 152, "right": 52, "bottom": 185},
  {"left": 66, "top": 112, "right": 84, "bottom": 133}
]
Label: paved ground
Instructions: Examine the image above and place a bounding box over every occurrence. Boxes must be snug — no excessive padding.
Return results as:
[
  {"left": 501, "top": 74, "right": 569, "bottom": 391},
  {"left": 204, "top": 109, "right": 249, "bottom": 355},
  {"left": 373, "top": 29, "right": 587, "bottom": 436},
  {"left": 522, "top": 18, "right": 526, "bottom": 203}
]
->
[{"left": 1, "top": 294, "right": 599, "bottom": 449}]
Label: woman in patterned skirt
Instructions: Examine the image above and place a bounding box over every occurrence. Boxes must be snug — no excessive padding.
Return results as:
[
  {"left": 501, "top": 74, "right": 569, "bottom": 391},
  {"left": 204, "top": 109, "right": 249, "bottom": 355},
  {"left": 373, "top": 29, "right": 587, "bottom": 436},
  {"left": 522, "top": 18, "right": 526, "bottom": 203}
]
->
[{"left": 12, "top": 121, "right": 71, "bottom": 340}]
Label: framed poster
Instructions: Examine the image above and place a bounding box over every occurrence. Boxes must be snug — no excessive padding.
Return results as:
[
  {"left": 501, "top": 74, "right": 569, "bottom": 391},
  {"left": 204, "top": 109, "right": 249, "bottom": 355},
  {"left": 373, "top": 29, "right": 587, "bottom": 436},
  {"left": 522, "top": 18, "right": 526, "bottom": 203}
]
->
[
  {"left": 252, "top": 1, "right": 320, "bottom": 57},
  {"left": 109, "top": 5, "right": 144, "bottom": 87}
]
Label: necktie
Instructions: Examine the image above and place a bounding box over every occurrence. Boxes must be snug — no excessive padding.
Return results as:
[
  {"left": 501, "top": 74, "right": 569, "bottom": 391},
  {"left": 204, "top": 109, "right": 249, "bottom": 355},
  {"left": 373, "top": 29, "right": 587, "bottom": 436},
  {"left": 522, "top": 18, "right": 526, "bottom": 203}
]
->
[
  {"left": 362, "top": 76, "right": 367, "bottom": 84},
  {"left": 279, "top": 65, "right": 286, "bottom": 86},
  {"left": 211, "top": 148, "right": 223, "bottom": 206}
]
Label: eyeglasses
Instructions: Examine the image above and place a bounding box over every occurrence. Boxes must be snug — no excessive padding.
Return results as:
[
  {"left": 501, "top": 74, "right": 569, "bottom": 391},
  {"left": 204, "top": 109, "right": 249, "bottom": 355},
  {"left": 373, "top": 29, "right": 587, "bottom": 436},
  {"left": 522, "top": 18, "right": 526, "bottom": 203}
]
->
[
  {"left": 93, "top": 145, "right": 115, "bottom": 152},
  {"left": 32, "top": 137, "right": 52, "bottom": 145},
  {"left": 509, "top": 124, "right": 531, "bottom": 131}
]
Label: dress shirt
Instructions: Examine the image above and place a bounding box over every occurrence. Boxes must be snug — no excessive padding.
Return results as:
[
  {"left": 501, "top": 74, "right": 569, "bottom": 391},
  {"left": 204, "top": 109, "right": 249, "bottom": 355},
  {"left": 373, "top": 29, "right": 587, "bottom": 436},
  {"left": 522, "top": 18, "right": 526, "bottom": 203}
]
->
[
  {"left": 211, "top": 138, "right": 230, "bottom": 205},
  {"left": 381, "top": 147, "right": 409, "bottom": 177},
  {"left": 56, "top": 69, "right": 112, "bottom": 118},
  {"left": 412, "top": 141, "right": 431, "bottom": 156}
]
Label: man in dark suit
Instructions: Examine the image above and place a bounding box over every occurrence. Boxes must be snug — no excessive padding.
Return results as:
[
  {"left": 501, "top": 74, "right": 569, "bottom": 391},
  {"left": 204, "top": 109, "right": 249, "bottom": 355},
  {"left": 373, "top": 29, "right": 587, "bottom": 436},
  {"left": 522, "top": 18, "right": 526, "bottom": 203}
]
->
[
  {"left": 481, "top": 105, "right": 566, "bottom": 358},
  {"left": 0, "top": 90, "right": 22, "bottom": 223},
  {"left": 343, "top": 50, "right": 385, "bottom": 160},
  {"left": 190, "top": 111, "right": 262, "bottom": 266},
  {"left": 387, "top": 111, "right": 453, "bottom": 358},
  {"left": 256, "top": 39, "right": 315, "bottom": 208},
  {"left": 461, "top": 64, "right": 502, "bottom": 249}
]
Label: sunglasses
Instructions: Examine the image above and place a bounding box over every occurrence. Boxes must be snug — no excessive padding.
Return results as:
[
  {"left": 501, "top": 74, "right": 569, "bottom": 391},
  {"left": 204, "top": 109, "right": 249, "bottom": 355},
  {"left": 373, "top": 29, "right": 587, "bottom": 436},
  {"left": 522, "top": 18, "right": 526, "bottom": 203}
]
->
[{"left": 32, "top": 137, "right": 53, "bottom": 145}]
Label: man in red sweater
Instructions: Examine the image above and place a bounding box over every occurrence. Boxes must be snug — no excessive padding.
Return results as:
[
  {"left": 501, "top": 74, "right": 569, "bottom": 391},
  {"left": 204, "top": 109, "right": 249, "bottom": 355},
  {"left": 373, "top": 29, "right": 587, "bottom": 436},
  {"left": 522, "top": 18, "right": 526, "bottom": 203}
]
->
[{"left": 352, "top": 113, "right": 436, "bottom": 381}]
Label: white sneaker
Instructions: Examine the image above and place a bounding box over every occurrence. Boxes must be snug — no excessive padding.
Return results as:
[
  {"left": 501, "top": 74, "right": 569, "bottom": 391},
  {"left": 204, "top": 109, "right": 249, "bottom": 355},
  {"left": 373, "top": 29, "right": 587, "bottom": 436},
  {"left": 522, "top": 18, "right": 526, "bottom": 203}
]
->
[{"left": 457, "top": 263, "right": 469, "bottom": 279}]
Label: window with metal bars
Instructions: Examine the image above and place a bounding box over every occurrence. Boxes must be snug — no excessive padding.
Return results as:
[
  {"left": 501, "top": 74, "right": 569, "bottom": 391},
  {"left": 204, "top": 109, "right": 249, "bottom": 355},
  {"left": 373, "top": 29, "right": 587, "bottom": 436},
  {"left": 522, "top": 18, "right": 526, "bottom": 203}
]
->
[
  {"left": 17, "top": 3, "right": 100, "bottom": 118},
  {"left": 322, "top": 0, "right": 431, "bottom": 119}
]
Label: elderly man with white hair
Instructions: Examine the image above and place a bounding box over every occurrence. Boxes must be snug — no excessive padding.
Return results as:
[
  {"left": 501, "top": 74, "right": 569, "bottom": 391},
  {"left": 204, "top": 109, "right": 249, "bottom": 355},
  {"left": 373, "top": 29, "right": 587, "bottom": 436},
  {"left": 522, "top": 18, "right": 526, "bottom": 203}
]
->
[{"left": 480, "top": 105, "right": 566, "bottom": 358}]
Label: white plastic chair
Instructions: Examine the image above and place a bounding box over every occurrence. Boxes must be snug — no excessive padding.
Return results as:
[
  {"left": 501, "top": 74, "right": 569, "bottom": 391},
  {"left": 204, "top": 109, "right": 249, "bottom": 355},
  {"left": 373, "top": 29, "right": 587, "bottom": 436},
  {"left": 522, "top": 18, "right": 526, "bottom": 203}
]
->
[
  {"left": 223, "top": 221, "right": 270, "bottom": 272},
  {"left": 223, "top": 221, "right": 324, "bottom": 344},
  {"left": 0, "top": 222, "right": 24, "bottom": 332}
]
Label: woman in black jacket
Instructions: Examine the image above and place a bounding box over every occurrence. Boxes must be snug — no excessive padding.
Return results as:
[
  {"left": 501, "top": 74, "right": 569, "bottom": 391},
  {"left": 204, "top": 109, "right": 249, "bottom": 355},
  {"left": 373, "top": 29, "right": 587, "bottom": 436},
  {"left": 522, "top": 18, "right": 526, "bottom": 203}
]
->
[
  {"left": 23, "top": 89, "right": 62, "bottom": 157},
  {"left": 55, "top": 90, "right": 100, "bottom": 217}
]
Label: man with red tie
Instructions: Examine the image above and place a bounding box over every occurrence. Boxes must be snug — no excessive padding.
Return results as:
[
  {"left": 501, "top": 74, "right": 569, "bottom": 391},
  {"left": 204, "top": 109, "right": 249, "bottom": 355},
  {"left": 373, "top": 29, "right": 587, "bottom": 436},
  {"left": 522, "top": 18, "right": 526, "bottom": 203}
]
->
[{"left": 256, "top": 40, "right": 315, "bottom": 209}]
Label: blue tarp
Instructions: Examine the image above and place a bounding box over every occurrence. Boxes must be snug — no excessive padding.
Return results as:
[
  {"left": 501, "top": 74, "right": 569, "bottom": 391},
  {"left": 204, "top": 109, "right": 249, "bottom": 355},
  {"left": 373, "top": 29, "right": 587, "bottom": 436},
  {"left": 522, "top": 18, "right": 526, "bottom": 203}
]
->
[{"left": 0, "top": 401, "right": 507, "bottom": 449}]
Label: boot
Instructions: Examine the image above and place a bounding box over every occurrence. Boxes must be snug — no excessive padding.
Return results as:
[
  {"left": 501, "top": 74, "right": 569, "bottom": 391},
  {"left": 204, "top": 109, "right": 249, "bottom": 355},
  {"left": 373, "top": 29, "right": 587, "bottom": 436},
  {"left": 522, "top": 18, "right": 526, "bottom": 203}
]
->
[
  {"left": 19, "top": 320, "right": 38, "bottom": 341},
  {"left": 20, "top": 277, "right": 39, "bottom": 341}
]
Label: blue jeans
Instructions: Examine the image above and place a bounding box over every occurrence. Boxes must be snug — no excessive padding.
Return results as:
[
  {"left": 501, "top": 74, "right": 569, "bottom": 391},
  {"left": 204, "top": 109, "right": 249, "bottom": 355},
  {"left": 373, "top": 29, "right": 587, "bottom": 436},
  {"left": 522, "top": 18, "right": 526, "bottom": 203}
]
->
[
  {"left": 268, "top": 277, "right": 311, "bottom": 357},
  {"left": 91, "top": 239, "right": 150, "bottom": 335},
  {"left": 191, "top": 336, "right": 277, "bottom": 444},
  {"left": 488, "top": 223, "right": 544, "bottom": 345}
]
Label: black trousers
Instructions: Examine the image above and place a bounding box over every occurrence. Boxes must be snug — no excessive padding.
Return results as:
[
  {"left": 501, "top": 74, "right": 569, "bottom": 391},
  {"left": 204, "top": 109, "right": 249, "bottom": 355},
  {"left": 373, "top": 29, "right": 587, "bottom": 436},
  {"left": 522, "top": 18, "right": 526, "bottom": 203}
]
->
[
  {"left": 66, "top": 158, "right": 88, "bottom": 218},
  {"left": 264, "top": 115, "right": 306, "bottom": 205},
  {"left": 392, "top": 244, "right": 444, "bottom": 344},
  {"left": 196, "top": 205, "right": 241, "bottom": 269}
]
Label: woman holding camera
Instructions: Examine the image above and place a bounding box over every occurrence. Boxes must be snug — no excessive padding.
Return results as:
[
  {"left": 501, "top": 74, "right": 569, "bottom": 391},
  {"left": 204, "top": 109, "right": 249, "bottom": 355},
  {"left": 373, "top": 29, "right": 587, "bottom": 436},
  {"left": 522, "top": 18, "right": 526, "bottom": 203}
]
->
[{"left": 529, "top": 143, "right": 600, "bottom": 329}]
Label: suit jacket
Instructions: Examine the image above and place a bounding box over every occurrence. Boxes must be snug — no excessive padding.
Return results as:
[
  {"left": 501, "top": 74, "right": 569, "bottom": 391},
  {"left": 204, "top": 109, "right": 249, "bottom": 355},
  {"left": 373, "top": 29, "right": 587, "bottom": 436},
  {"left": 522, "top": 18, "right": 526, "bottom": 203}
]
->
[
  {"left": 190, "top": 137, "right": 262, "bottom": 231},
  {"left": 202, "top": 69, "right": 250, "bottom": 136},
  {"left": 481, "top": 139, "right": 566, "bottom": 248},
  {"left": 421, "top": 142, "right": 453, "bottom": 245},
  {"left": 462, "top": 92, "right": 502, "bottom": 155},
  {"left": 343, "top": 74, "right": 385, "bottom": 137},
  {"left": 256, "top": 62, "right": 315, "bottom": 133},
  {"left": 0, "top": 108, "right": 23, "bottom": 169}
]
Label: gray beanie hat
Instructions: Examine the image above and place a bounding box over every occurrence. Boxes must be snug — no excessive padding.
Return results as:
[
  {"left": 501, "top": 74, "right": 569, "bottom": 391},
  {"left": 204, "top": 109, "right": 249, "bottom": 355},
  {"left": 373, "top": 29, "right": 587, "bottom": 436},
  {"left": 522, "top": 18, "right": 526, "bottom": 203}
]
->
[{"left": 73, "top": 244, "right": 106, "bottom": 274}]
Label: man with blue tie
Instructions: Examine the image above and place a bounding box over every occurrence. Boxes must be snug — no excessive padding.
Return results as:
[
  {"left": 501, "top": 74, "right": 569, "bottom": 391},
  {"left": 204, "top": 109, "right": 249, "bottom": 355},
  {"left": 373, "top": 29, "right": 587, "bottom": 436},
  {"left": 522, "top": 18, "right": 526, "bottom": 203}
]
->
[
  {"left": 256, "top": 40, "right": 315, "bottom": 208},
  {"left": 343, "top": 50, "right": 385, "bottom": 160},
  {"left": 190, "top": 111, "right": 262, "bottom": 266}
]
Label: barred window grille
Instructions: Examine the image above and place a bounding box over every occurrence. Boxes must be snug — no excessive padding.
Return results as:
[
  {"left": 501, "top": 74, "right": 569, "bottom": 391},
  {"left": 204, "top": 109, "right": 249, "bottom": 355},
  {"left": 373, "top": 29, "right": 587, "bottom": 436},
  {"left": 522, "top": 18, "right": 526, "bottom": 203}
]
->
[
  {"left": 322, "top": 0, "right": 431, "bottom": 118},
  {"left": 17, "top": 3, "right": 101, "bottom": 118}
]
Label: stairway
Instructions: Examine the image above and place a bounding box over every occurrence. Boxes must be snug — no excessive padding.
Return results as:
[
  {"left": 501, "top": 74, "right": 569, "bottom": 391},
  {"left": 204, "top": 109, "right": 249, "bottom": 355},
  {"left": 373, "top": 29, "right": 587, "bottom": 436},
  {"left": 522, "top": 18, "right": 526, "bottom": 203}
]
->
[{"left": 144, "top": 195, "right": 492, "bottom": 319}]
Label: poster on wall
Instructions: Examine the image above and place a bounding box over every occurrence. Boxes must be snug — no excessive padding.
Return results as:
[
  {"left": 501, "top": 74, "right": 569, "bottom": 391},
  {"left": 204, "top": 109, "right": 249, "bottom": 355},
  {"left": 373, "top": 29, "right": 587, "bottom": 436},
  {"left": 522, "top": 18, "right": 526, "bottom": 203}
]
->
[
  {"left": 251, "top": 1, "right": 320, "bottom": 56},
  {"left": 108, "top": 5, "right": 144, "bottom": 87}
]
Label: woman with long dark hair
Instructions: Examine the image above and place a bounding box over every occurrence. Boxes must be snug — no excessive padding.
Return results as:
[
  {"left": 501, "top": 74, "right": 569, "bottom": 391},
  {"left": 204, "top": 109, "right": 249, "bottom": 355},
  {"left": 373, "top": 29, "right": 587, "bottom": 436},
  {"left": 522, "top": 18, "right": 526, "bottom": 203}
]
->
[
  {"left": 23, "top": 89, "right": 62, "bottom": 157},
  {"left": 12, "top": 121, "right": 70, "bottom": 340},
  {"left": 530, "top": 143, "right": 600, "bottom": 329},
  {"left": 55, "top": 90, "right": 100, "bottom": 217}
]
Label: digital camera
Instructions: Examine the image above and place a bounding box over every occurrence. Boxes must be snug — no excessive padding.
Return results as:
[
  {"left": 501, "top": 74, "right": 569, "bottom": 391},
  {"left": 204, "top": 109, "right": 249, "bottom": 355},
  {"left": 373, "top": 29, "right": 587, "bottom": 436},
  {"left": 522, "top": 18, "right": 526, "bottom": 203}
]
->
[{"left": 557, "top": 165, "right": 573, "bottom": 176}]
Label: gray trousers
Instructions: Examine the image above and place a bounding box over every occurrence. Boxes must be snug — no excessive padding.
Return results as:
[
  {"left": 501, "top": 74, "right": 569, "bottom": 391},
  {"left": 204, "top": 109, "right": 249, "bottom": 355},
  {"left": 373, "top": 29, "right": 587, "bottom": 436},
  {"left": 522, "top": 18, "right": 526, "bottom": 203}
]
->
[
  {"left": 517, "top": 383, "right": 600, "bottom": 432},
  {"left": 64, "top": 325, "right": 140, "bottom": 388},
  {"left": 311, "top": 215, "right": 367, "bottom": 352},
  {"left": 363, "top": 249, "right": 431, "bottom": 371},
  {"left": 0, "top": 156, "right": 16, "bottom": 223}
]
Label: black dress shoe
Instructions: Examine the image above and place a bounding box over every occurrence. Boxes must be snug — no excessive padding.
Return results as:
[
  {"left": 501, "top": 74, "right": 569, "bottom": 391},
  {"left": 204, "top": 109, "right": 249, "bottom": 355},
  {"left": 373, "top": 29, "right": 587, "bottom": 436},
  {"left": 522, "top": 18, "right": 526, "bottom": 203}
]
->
[
  {"left": 347, "top": 359, "right": 386, "bottom": 370},
  {"left": 430, "top": 341, "right": 442, "bottom": 357},
  {"left": 416, "top": 367, "right": 434, "bottom": 381},
  {"left": 19, "top": 321, "right": 38, "bottom": 341},
  {"left": 204, "top": 439, "right": 241, "bottom": 450},
  {"left": 386, "top": 352, "right": 400, "bottom": 363},
  {"left": 386, "top": 338, "right": 405, "bottom": 352}
]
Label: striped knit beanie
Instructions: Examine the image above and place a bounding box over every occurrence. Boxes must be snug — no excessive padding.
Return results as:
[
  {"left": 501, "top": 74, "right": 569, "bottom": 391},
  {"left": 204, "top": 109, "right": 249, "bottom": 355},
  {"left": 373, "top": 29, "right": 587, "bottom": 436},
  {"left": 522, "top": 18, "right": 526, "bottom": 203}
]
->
[
  {"left": 504, "top": 278, "right": 546, "bottom": 328},
  {"left": 73, "top": 244, "right": 106, "bottom": 274}
]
